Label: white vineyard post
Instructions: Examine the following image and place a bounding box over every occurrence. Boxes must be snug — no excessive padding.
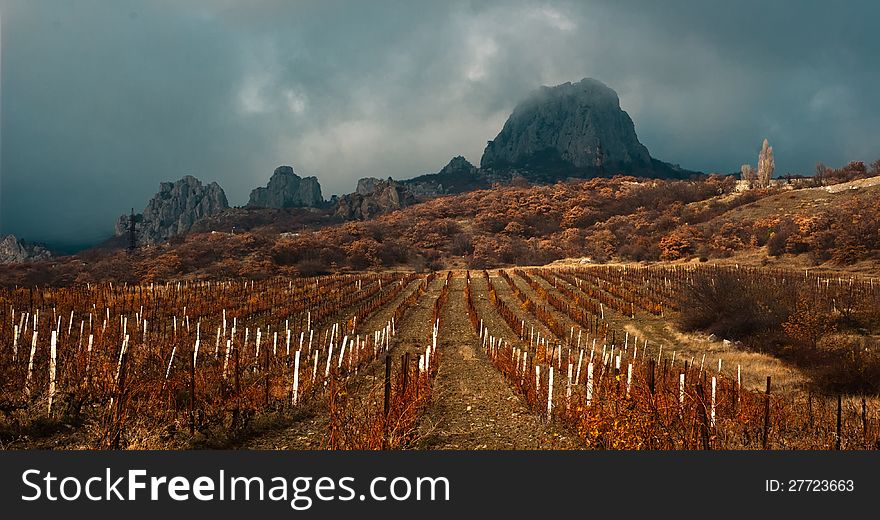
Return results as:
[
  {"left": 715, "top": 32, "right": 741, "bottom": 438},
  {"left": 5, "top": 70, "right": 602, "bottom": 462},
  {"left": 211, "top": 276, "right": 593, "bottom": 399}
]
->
[
  {"left": 255, "top": 328, "right": 262, "bottom": 361},
  {"left": 223, "top": 339, "right": 232, "bottom": 380},
  {"left": 26, "top": 330, "right": 38, "bottom": 398},
  {"left": 547, "top": 366, "right": 554, "bottom": 420},
  {"left": 679, "top": 373, "right": 685, "bottom": 407},
  {"left": 586, "top": 362, "right": 594, "bottom": 406},
  {"left": 85, "top": 334, "right": 93, "bottom": 383},
  {"left": 566, "top": 363, "right": 573, "bottom": 411},
  {"left": 425, "top": 337, "right": 431, "bottom": 374},
  {"left": 48, "top": 331, "right": 57, "bottom": 416},
  {"left": 535, "top": 365, "right": 541, "bottom": 401},
  {"left": 293, "top": 350, "right": 301, "bottom": 405},
  {"left": 312, "top": 351, "right": 319, "bottom": 386},
  {"left": 114, "top": 334, "right": 129, "bottom": 389},
  {"left": 737, "top": 364, "right": 742, "bottom": 403},
  {"left": 164, "top": 344, "right": 177, "bottom": 388},
  {"left": 338, "top": 336, "right": 348, "bottom": 369},
  {"left": 711, "top": 376, "right": 717, "bottom": 428},
  {"left": 325, "top": 338, "right": 334, "bottom": 382},
  {"left": 626, "top": 363, "right": 633, "bottom": 398}
]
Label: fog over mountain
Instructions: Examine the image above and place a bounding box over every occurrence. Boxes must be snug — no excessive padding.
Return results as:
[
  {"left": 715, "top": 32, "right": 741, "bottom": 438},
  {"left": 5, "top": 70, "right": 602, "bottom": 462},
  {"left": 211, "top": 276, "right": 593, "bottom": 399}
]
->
[{"left": 1, "top": 0, "right": 879, "bottom": 248}]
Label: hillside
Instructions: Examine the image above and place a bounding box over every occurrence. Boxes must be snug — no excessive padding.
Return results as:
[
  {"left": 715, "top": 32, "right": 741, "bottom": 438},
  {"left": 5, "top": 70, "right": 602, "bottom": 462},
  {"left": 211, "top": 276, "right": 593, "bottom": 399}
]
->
[{"left": 3, "top": 174, "right": 879, "bottom": 286}]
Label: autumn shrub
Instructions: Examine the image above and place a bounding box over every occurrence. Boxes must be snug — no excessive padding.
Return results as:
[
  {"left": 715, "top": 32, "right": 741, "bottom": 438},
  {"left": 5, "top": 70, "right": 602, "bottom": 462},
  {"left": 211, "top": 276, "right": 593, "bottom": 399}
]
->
[
  {"left": 812, "top": 335, "right": 880, "bottom": 394},
  {"left": 450, "top": 233, "right": 474, "bottom": 256},
  {"left": 766, "top": 218, "right": 797, "bottom": 257},
  {"left": 295, "top": 258, "right": 330, "bottom": 276},
  {"left": 677, "top": 270, "right": 791, "bottom": 340}
]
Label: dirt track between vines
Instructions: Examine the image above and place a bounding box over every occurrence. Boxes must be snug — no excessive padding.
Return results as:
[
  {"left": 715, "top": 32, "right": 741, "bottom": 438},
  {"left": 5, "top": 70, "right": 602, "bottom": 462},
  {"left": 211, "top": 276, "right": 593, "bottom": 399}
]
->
[{"left": 414, "top": 274, "right": 580, "bottom": 449}]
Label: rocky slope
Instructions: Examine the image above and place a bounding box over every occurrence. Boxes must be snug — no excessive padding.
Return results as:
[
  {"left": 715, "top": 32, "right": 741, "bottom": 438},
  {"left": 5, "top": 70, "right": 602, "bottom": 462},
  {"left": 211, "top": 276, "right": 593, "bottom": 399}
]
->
[
  {"left": 335, "top": 177, "right": 416, "bottom": 220},
  {"left": 480, "top": 78, "right": 692, "bottom": 181},
  {"left": 247, "top": 166, "right": 324, "bottom": 208},
  {"left": 115, "top": 175, "right": 229, "bottom": 245},
  {"left": 0, "top": 234, "right": 51, "bottom": 264}
]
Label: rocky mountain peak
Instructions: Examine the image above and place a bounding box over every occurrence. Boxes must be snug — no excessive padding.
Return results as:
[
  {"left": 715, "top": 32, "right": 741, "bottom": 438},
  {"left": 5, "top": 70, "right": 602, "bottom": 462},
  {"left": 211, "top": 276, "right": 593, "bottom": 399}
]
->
[
  {"left": 403, "top": 156, "right": 487, "bottom": 196},
  {"left": 0, "top": 234, "right": 51, "bottom": 264},
  {"left": 336, "top": 177, "right": 415, "bottom": 220},
  {"left": 480, "top": 78, "right": 686, "bottom": 180},
  {"left": 248, "top": 165, "right": 324, "bottom": 208},
  {"left": 115, "top": 176, "right": 229, "bottom": 245},
  {"left": 439, "top": 156, "right": 477, "bottom": 176}
]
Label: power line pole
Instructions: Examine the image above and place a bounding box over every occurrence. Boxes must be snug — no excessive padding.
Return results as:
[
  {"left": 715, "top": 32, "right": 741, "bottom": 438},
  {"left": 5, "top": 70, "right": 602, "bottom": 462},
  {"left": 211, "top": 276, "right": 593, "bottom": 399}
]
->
[{"left": 127, "top": 208, "right": 137, "bottom": 253}]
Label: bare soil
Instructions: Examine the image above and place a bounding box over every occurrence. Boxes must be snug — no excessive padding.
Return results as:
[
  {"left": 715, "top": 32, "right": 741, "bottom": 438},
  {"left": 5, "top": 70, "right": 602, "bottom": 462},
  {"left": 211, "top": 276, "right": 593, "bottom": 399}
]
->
[{"left": 414, "top": 274, "right": 580, "bottom": 449}]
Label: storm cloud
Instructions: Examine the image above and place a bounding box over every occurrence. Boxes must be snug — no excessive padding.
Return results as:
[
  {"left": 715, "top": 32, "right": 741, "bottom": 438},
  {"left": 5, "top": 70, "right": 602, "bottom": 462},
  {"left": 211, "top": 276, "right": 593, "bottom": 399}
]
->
[{"left": 2, "top": 0, "right": 878, "bottom": 247}]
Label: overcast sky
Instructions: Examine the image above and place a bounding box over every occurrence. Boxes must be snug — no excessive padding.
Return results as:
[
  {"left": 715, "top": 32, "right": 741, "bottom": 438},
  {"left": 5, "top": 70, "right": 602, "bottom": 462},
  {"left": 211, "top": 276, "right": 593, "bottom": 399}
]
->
[{"left": 2, "top": 0, "right": 878, "bottom": 247}]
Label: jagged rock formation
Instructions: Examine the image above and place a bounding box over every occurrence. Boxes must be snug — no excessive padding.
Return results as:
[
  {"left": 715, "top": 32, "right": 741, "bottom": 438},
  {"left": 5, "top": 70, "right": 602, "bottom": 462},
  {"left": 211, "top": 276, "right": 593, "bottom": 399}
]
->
[
  {"left": 248, "top": 166, "right": 324, "bottom": 208},
  {"left": 404, "top": 156, "right": 489, "bottom": 196},
  {"left": 757, "top": 138, "right": 774, "bottom": 188},
  {"left": 355, "top": 177, "right": 382, "bottom": 196},
  {"left": 335, "top": 177, "right": 416, "bottom": 220},
  {"left": 480, "top": 78, "right": 692, "bottom": 181},
  {"left": 115, "top": 175, "right": 229, "bottom": 245},
  {"left": 0, "top": 234, "right": 51, "bottom": 264}
]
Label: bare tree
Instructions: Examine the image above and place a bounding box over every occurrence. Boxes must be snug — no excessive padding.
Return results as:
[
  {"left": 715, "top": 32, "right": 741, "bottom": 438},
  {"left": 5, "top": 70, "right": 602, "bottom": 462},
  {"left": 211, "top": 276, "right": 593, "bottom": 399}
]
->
[
  {"left": 757, "top": 138, "right": 774, "bottom": 187},
  {"left": 741, "top": 164, "right": 756, "bottom": 188}
]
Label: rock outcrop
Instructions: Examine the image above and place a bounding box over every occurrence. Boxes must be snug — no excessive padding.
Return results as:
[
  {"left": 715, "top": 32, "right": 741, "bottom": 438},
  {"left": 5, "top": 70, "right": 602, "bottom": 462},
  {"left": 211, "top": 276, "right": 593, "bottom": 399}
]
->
[
  {"left": 335, "top": 177, "right": 416, "bottom": 220},
  {"left": 116, "top": 175, "right": 229, "bottom": 245},
  {"left": 480, "top": 78, "right": 691, "bottom": 180},
  {"left": 0, "top": 234, "right": 51, "bottom": 264},
  {"left": 247, "top": 166, "right": 324, "bottom": 208},
  {"left": 404, "top": 156, "right": 488, "bottom": 196}
]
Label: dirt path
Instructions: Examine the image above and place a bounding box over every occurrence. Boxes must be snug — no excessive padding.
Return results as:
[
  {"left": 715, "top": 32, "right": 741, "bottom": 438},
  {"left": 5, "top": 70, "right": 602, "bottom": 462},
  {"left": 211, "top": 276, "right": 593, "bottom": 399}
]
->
[
  {"left": 414, "top": 273, "right": 581, "bottom": 449},
  {"left": 243, "top": 277, "right": 435, "bottom": 449}
]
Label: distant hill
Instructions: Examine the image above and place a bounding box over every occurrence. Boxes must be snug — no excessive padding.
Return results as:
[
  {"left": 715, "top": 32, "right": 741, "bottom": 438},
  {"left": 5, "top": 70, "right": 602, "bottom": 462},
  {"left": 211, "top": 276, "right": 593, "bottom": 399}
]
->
[{"left": 6, "top": 174, "right": 880, "bottom": 285}]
